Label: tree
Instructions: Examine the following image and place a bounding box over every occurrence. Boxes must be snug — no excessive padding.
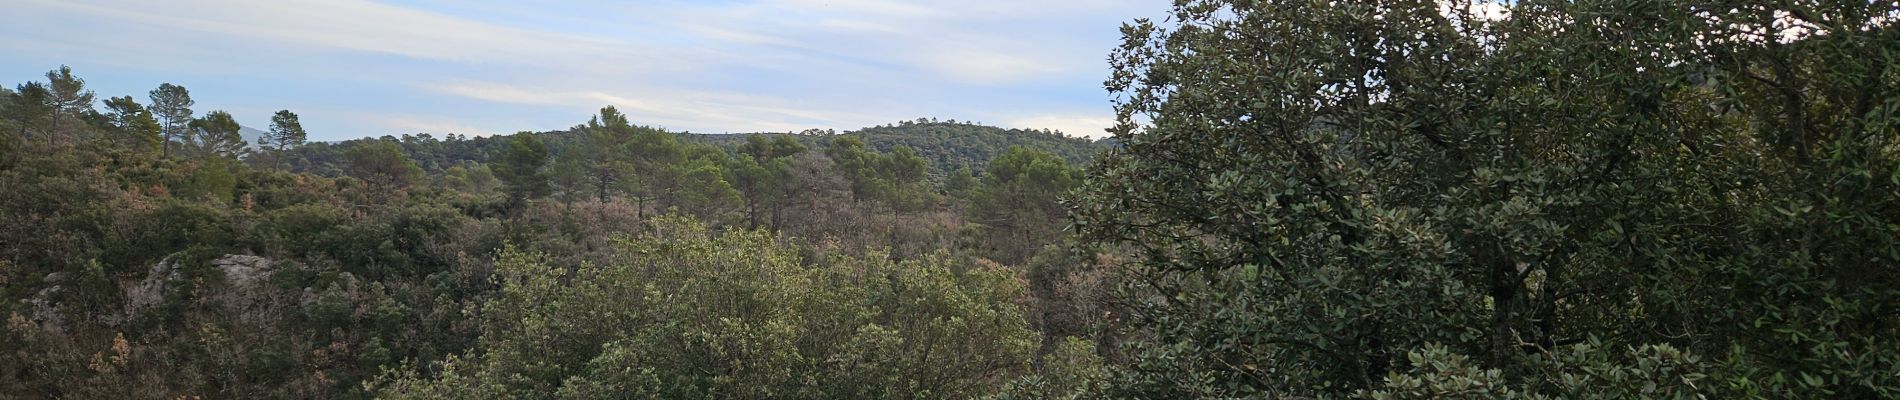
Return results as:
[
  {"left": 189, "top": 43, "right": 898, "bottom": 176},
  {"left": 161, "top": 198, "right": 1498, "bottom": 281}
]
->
[
  {"left": 826, "top": 136, "right": 877, "bottom": 201},
  {"left": 878, "top": 146, "right": 930, "bottom": 211},
  {"left": 260, "top": 110, "right": 308, "bottom": 169},
  {"left": 945, "top": 166, "right": 977, "bottom": 200},
  {"left": 492, "top": 132, "right": 550, "bottom": 212},
  {"left": 188, "top": 110, "right": 248, "bottom": 159},
  {"left": 730, "top": 134, "right": 807, "bottom": 230},
  {"left": 824, "top": 137, "right": 931, "bottom": 210},
  {"left": 565, "top": 106, "right": 635, "bottom": 202},
  {"left": 43, "top": 65, "right": 94, "bottom": 144},
  {"left": 148, "top": 83, "right": 194, "bottom": 158},
  {"left": 967, "top": 147, "right": 1079, "bottom": 265},
  {"left": 377, "top": 217, "right": 1043, "bottom": 399},
  {"left": 101, "top": 96, "right": 162, "bottom": 153},
  {"left": 0, "top": 88, "right": 19, "bottom": 166},
  {"left": 1079, "top": 0, "right": 1900, "bottom": 398},
  {"left": 6, "top": 82, "right": 51, "bottom": 142},
  {"left": 622, "top": 121, "right": 688, "bottom": 217},
  {"left": 344, "top": 140, "right": 422, "bottom": 192}
]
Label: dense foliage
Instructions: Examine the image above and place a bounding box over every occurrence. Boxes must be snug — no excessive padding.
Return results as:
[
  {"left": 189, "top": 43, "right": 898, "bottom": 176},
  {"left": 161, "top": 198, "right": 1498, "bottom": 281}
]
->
[
  {"left": 379, "top": 217, "right": 1042, "bottom": 399},
  {"left": 4, "top": 0, "right": 1897, "bottom": 397},
  {"left": 1078, "top": 0, "right": 1900, "bottom": 398},
  {"left": 693, "top": 119, "right": 1109, "bottom": 173},
  {"left": 0, "top": 67, "right": 1099, "bottom": 399}
]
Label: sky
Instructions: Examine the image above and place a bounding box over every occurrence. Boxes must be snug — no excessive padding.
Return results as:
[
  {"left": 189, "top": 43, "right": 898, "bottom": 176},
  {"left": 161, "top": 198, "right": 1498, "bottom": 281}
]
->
[{"left": 0, "top": 0, "right": 1166, "bottom": 141}]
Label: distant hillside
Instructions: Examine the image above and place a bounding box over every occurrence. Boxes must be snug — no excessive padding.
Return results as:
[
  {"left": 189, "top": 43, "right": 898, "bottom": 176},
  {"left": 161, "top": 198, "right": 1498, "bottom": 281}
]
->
[
  {"left": 239, "top": 126, "right": 268, "bottom": 149},
  {"left": 285, "top": 120, "right": 1108, "bottom": 176},
  {"left": 692, "top": 120, "right": 1110, "bottom": 172}
]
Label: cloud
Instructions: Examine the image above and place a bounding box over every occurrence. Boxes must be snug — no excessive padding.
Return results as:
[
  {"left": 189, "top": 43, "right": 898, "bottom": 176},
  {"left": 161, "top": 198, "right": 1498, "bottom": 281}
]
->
[
  {"left": 653, "top": 0, "right": 1153, "bottom": 85},
  {"left": 4, "top": 0, "right": 1164, "bottom": 140},
  {"left": 921, "top": 48, "right": 1069, "bottom": 85},
  {"left": 330, "top": 111, "right": 505, "bottom": 138},
  {"left": 1008, "top": 114, "right": 1117, "bottom": 139},
  {"left": 764, "top": 0, "right": 948, "bottom": 18},
  {"left": 429, "top": 82, "right": 880, "bottom": 133},
  {"left": 23, "top": 0, "right": 655, "bottom": 64}
]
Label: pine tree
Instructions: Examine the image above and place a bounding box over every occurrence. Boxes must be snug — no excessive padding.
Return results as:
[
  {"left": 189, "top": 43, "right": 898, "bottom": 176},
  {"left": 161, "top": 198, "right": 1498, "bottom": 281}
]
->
[
  {"left": 147, "top": 83, "right": 193, "bottom": 158},
  {"left": 189, "top": 110, "right": 247, "bottom": 159},
  {"left": 262, "top": 110, "right": 308, "bottom": 169},
  {"left": 43, "top": 65, "right": 94, "bottom": 144}
]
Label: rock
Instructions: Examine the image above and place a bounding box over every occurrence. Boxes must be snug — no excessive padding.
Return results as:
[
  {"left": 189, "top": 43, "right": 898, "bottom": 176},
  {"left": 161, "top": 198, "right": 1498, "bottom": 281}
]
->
[
  {"left": 114, "top": 255, "right": 280, "bottom": 325},
  {"left": 211, "top": 255, "right": 280, "bottom": 324},
  {"left": 25, "top": 284, "right": 65, "bottom": 333},
  {"left": 124, "top": 260, "right": 180, "bottom": 318},
  {"left": 43, "top": 271, "right": 71, "bottom": 284},
  {"left": 214, "top": 255, "right": 274, "bottom": 292}
]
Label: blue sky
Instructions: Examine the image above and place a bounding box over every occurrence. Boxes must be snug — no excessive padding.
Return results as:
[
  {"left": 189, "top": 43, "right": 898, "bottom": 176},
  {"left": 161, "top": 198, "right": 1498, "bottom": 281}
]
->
[{"left": 1, "top": 0, "right": 1165, "bottom": 141}]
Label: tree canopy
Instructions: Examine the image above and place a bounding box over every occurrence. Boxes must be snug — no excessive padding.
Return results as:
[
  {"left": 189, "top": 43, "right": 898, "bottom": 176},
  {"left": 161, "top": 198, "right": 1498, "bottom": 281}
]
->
[{"left": 1077, "top": 0, "right": 1900, "bottom": 397}]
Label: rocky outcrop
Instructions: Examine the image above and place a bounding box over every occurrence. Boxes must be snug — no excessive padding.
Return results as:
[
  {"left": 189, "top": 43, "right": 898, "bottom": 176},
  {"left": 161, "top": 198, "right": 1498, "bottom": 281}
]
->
[
  {"left": 122, "top": 255, "right": 278, "bottom": 324},
  {"left": 24, "top": 273, "right": 69, "bottom": 332},
  {"left": 214, "top": 255, "right": 273, "bottom": 293},
  {"left": 212, "top": 255, "right": 278, "bottom": 324},
  {"left": 18, "top": 255, "right": 280, "bottom": 331},
  {"left": 124, "top": 260, "right": 180, "bottom": 318}
]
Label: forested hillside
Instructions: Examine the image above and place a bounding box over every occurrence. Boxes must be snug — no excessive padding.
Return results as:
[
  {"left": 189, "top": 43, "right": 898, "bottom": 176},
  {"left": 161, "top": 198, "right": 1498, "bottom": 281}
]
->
[
  {"left": 3, "top": 0, "right": 1898, "bottom": 399},
  {"left": 280, "top": 119, "right": 1104, "bottom": 181},
  {"left": 0, "top": 72, "right": 1098, "bottom": 398},
  {"left": 695, "top": 120, "right": 1107, "bottom": 172}
]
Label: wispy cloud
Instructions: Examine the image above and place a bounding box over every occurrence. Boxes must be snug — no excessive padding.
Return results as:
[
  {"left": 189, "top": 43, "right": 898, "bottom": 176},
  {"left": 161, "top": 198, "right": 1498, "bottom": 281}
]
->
[
  {"left": 1008, "top": 114, "right": 1117, "bottom": 139},
  {"left": 430, "top": 82, "right": 880, "bottom": 133},
  {"left": 2, "top": 0, "right": 1162, "bottom": 140},
  {"left": 21, "top": 0, "right": 652, "bottom": 64}
]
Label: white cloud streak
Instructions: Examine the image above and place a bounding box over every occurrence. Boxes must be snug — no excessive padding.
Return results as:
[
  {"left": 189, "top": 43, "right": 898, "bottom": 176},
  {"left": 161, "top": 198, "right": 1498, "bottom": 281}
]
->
[{"left": 5, "top": 0, "right": 1159, "bottom": 138}]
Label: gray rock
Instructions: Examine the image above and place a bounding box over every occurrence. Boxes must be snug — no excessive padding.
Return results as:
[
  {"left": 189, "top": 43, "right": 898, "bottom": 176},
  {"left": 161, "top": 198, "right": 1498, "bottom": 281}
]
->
[
  {"left": 214, "top": 255, "right": 274, "bottom": 292},
  {"left": 124, "top": 260, "right": 180, "bottom": 318},
  {"left": 25, "top": 285, "right": 65, "bottom": 333}
]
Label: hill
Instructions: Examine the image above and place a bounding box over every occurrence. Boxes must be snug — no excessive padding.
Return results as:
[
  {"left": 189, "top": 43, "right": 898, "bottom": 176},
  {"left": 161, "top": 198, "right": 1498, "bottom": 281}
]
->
[
  {"left": 693, "top": 120, "right": 1109, "bottom": 172},
  {"left": 287, "top": 120, "right": 1110, "bottom": 176}
]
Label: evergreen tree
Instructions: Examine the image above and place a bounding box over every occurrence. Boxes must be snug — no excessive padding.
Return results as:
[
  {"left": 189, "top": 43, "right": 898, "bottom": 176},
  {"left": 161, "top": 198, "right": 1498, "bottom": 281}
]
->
[
  {"left": 188, "top": 110, "right": 247, "bottom": 159},
  {"left": 43, "top": 65, "right": 94, "bottom": 144},
  {"left": 148, "top": 83, "right": 194, "bottom": 158},
  {"left": 6, "top": 82, "right": 51, "bottom": 142},
  {"left": 567, "top": 106, "right": 635, "bottom": 202},
  {"left": 261, "top": 109, "right": 308, "bottom": 169},
  {"left": 343, "top": 139, "right": 422, "bottom": 192},
  {"left": 492, "top": 132, "right": 551, "bottom": 212},
  {"left": 967, "top": 147, "right": 1079, "bottom": 265},
  {"left": 101, "top": 96, "right": 162, "bottom": 153}
]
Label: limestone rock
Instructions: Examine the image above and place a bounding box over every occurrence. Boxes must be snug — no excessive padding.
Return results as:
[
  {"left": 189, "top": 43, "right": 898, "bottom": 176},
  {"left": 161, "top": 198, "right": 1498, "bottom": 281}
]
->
[
  {"left": 214, "top": 255, "right": 273, "bottom": 292},
  {"left": 124, "top": 259, "right": 180, "bottom": 318}
]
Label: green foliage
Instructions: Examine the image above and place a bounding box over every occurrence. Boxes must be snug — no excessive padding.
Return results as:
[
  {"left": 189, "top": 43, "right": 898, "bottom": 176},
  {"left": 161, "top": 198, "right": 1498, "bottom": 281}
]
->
[
  {"left": 43, "top": 65, "right": 94, "bottom": 142},
  {"left": 8, "top": 82, "right": 53, "bottom": 144},
  {"left": 565, "top": 106, "right": 637, "bottom": 202},
  {"left": 255, "top": 110, "right": 307, "bottom": 169},
  {"left": 728, "top": 134, "right": 807, "bottom": 229},
  {"left": 1080, "top": 0, "right": 1900, "bottom": 398},
  {"left": 832, "top": 120, "right": 1105, "bottom": 172},
  {"left": 379, "top": 217, "right": 1043, "bottom": 399},
  {"left": 966, "top": 146, "right": 1080, "bottom": 265},
  {"left": 990, "top": 336, "right": 1106, "bottom": 400},
  {"left": 188, "top": 110, "right": 248, "bottom": 159},
  {"left": 101, "top": 96, "right": 163, "bottom": 153},
  {"left": 343, "top": 140, "right": 422, "bottom": 191},
  {"left": 1367, "top": 341, "right": 1711, "bottom": 400},
  {"left": 146, "top": 83, "right": 193, "bottom": 158},
  {"left": 826, "top": 136, "right": 935, "bottom": 210},
  {"left": 171, "top": 158, "right": 241, "bottom": 202},
  {"left": 492, "top": 132, "right": 550, "bottom": 211}
]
